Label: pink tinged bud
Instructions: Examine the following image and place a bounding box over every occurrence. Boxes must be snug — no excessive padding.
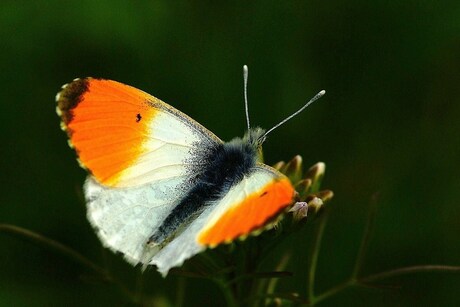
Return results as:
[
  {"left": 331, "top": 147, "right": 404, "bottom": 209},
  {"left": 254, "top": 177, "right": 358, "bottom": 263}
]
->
[{"left": 289, "top": 202, "right": 309, "bottom": 221}]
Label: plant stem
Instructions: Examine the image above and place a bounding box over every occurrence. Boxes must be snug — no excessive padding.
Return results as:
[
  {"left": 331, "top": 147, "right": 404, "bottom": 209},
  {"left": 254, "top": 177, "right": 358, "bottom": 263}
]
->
[
  {"left": 264, "top": 252, "right": 292, "bottom": 306},
  {"left": 307, "top": 213, "right": 329, "bottom": 305},
  {"left": 0, "top": 223, "right": 134, "bottom": 301},
  {"left": 312, "top": 279, "right": 353, "bottom": 305},
  {"left": 360, "top": 265, "right": 460, "bottom": 283},
  {"left": 215, "top": 278, "right": 238, "bottom": 307},
  {"left": 175, "top": 277, "right": 186, "bottom": 307},
  {"left": 351, "top": 193, "right": 380, "bottom": 280},
  {"left": 0, "top": 224, "right": 106, "bottom": 277},
  {"left": 312, "top": 264, "right": 460, "bottom": 305}
]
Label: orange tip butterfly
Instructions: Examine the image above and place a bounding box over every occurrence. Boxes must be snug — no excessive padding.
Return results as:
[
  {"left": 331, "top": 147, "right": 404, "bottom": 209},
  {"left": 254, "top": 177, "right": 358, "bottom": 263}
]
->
[{"left": 56, "top": 66, "right": 325, "bottom": 276}]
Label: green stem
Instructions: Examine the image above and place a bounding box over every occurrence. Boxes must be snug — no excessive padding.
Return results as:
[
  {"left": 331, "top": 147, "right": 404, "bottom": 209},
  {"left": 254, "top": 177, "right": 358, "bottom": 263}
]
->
[
  {"left": 215, "top": 278, "right": 238, "bottom": 307},
  {"left": 312, "top": 264, "right": 460, "bottom": 305},
  {"left": 0, "top": 224, "right": 134, "bottom": 301},
  {"left": 226, "top": 271, "right": 292, "bottom": 285},
  {"left": 351, "top": 193, "right": 380, "bottom": 280},
  {"left": 311, "top": 279, "right": 353, "bottom": 305},
  {"left": 307, "top": 213, "right": 329, "bottom": 305},
  {"left": 246, "top": 242, "right": 260, "bottom": 307},
  {"left": 360, "top": 265, "right": 460, "bottom": 283},
  {"left": 0, "top": 224, "right": 106, "bottom": 277},
  {"left": 175, "top": 277, "right": 186, "bottom": 307},
  {"left": 264, "top": 252, "right": 292, "bottom": 306}
]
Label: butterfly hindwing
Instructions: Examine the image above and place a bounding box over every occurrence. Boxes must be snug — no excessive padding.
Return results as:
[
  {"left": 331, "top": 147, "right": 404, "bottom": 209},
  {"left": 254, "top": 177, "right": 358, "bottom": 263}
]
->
[
  {"left": 150, "top": 164, "right": 294, "bottom": 276},
  {"left": 197, "top": 164, "right": 295, "bottom": 246},
  {"left": 84, "top": 175, "right": 186, "bottom": 265}
]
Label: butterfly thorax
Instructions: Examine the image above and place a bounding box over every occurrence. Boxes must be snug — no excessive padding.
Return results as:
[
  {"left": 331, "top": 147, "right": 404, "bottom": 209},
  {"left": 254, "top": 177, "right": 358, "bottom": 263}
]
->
[{"left": 148, "top": 127, "right": 266, "bottom": 246}]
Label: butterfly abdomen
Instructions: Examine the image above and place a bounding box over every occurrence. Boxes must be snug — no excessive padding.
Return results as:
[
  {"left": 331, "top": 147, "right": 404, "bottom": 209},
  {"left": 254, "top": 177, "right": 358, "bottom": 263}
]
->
[{"left": 149, "top": 138, "right": 258, "bottom": 244}]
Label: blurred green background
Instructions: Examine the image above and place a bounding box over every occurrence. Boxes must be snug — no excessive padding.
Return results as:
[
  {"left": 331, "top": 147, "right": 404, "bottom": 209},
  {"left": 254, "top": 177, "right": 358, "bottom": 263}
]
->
[{"left": 1, "top": 1, "right": 459, "bottom": 306}]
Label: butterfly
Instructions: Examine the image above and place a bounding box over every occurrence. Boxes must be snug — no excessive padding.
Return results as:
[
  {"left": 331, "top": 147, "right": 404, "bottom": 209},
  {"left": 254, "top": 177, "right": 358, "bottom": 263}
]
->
[{"left": 56, "top": 66, "right": 324, "bottom": 276}]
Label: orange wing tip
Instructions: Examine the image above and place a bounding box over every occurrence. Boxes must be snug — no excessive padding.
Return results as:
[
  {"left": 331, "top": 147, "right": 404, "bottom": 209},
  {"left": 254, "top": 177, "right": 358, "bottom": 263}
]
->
[
  {"left": 56, "top": 78, "right": 91, "bottom": 126},
  {"left": 57, "top": 78, "right": 159, "bottom": 187},
  {"left": 197, "top": 178, "right": 295, "bottom": 247}
]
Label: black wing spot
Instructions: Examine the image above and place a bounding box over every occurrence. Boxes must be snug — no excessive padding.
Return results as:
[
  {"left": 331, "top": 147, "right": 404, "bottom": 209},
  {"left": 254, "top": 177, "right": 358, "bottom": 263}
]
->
[
  {"left": 260, "top": 191, "right": 268, "bottom": 197},
  {"left": 136, "top": 113, "right": 142, "bottom": 122}
]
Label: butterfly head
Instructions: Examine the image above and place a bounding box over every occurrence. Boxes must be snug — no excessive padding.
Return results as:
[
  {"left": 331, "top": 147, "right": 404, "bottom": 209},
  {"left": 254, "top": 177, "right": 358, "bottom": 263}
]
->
[
  {"left": 244, "top": 127, "right": 266, "bottom": 145},
  {"left": 243, "top": 127, "right": 266, "bottom": 161}
]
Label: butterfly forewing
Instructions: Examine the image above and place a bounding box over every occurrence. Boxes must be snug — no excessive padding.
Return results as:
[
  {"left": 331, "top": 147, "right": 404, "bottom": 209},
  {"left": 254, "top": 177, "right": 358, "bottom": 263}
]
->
[{"left": 57, "top": 78, "right": 222, "bottom": 188}]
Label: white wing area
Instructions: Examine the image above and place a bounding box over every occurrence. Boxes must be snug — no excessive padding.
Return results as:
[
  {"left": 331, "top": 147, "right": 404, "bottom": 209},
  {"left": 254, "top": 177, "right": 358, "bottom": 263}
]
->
[
  {"left": 85, "top": 174, "right": 187, "bottom": 265},
  {"left": 149, "top": 165, "right": 282, "bottom": 276},
  {"left": 116, "top": 109, "right": 220, "bottom": 187}
]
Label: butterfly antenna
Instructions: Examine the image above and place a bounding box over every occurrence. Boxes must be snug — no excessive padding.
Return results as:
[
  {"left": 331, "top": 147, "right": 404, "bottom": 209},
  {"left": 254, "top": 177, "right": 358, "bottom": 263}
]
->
[
  {"left": 243, "top": 65, "right": 251, "bottom": 130},
  {"left": 262, "top": 90, "right": 326, "bottom": 139}
]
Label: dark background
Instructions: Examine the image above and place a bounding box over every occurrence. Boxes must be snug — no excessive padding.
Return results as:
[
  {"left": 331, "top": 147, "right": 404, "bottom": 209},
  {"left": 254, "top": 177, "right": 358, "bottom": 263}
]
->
[{"left": 1, "top": 1, "right": 459, "bottom": 306}]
